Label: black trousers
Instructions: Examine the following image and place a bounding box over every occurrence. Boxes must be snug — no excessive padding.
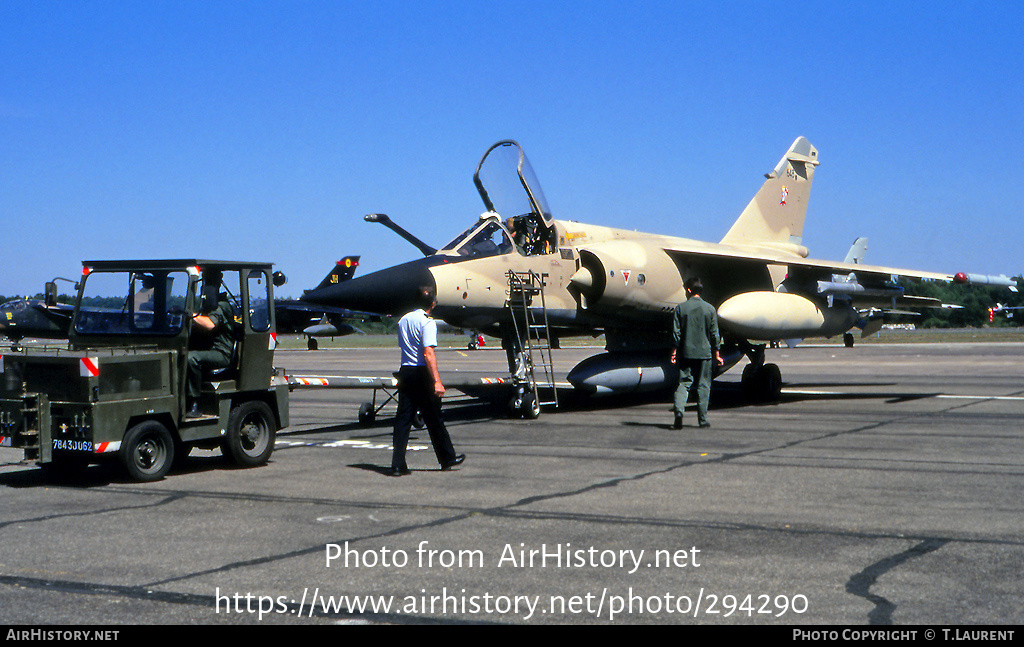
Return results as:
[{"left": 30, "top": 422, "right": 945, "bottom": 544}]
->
[{"left": 392, "top": 366, "right": 457, "bottom": 470}]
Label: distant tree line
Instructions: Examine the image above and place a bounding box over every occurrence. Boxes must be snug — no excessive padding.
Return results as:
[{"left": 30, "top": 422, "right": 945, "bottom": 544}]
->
[
  {"left": 900, "top": 275, "right": 1024, "bottom": 328},
  {"left": 0, "top": 292, "right": 76, "bottom": 305}
]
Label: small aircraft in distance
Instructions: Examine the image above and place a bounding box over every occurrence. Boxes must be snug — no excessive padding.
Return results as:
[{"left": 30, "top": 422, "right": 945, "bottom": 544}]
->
[
  {"left": 275, "top": 256, "right": 382, "bottom": 347},
  {"left": 300, "top": 137, "right": 1016, "bottom": 415},
  {"left": 0, "top": 280, "right": 75, "bottom": 347}
]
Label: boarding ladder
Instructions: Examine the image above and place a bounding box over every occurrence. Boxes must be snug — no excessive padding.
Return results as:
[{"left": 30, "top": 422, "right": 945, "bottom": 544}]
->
[{"left": 506, "top": 270, "right": 558, "bottom": 410}]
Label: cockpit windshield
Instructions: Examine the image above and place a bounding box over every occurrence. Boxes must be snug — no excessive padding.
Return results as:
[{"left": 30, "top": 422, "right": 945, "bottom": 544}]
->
[{"left": 439, "top": 218, "right": 515, "bottom": 258}]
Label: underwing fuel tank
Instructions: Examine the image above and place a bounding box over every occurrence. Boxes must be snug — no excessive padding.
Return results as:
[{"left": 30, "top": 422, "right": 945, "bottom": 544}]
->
[
  {"left": 567, "top": 349, "right": 743, "bottom": 395},
  {"left": 717, "top": 291, "right": 859, "bottom": 341},
  {"left": 303, "top": 322, "right": 358, "bottom": 337}
]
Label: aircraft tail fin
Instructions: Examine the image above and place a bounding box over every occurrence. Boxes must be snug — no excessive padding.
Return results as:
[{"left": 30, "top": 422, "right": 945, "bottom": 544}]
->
[
  {"left": 844, "top": 237, "right": 868, "bottom": 264},
  {"left": 314, "top": 256, "right": 361, "bottom": 290},
  {"left": 719, "top": 137, "right": 819, "bottom": 255}
]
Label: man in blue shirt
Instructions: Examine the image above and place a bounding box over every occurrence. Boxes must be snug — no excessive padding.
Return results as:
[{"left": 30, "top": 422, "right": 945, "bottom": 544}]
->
[{"left": 388, "top": 286, "right": 465, "bottom": 476}]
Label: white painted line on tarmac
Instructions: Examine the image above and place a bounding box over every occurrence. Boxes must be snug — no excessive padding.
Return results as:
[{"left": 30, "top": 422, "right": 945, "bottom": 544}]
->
[
  {"left": 275, "top": 439, "right": 428, "bottom": 451},
  {"left": 782, "top": 389, "right": 1024, "bottom": 401}
]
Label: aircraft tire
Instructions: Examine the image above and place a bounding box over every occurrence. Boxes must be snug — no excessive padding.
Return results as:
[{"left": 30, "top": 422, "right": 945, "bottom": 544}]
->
[
  {"left": 521, "top": 392, "right": 541, "bottom": 419},
  {"left": 507, "top": 391, "right": 524, "bottom": 418},
  {"left": 358, "top": 402, "right": 375, "bottom": 426},
  {"left": 121, "top": 420, "right": 175, "bottom": 482},
  {"left": 844, "top": 333, "right": 855, "bottom": 348},
  {"left": 741, "top": 363, "right": 783, "bottom": 403},
  {"left": 741, "top": 363, "right": 760, "bottom": 399},
  {"left": 223, "top": 401, "right": 276, "bottom": 467},
  {"left": 761, "top": 363, "right": 783, "bottom": 401}
]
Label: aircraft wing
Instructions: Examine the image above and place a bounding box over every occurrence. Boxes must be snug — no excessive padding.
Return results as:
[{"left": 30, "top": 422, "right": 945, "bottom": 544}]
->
[
  {"left": 276, "top": 300, "right": 381, "bottom": 319},
  {"left": 666, "top": 241, "right": 947, "bottom": 282},
  {"left": 274, "top": 299, "right": 382, "bottom": 335},
  {"left": 661, "top": 241, "right": 1016, "bottom": 306}
]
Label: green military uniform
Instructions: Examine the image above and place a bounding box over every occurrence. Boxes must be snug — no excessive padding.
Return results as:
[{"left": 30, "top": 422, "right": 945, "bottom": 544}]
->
[
  {"left": 187, "top": 296, "right": 234, "bottom": 401},
  {"left": 672, "top": 294, "right": 720, "bottom": 427}
]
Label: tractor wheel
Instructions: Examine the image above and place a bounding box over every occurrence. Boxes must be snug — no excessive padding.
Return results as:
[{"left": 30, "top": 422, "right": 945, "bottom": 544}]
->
[
  {"left": 223, "top": 401, "right": 276, "bottom": 467},
  {"left": 121, "top": 420, "right": 175, "bottom": 482}
]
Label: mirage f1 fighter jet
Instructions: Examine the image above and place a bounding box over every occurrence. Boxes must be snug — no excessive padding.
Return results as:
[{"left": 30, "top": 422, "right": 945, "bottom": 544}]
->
[{"left": 302, "top": 138, "right": 1015, "bottom": 414}]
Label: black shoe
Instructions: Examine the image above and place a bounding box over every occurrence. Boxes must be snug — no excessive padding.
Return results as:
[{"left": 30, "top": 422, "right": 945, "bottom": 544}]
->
[
  {"left": 186, "top": 402, "right": 203, "bottom": 419},
  {"left": 386, "top": 466, "right": 411, "bottom": 477},
  {"left": 673, "top": 414, "right": 683, "bottom": 430},
  {"left": 699, "top": 421, "right": 711, "bottom": 429},
  {"left": 441, "top": 454, "right": 465, "bottom": 471}
]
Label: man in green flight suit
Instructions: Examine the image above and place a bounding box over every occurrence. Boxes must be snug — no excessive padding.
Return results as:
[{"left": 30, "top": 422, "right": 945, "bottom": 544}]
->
[
  {"left": 670, "top": 277, "right": 722, "bottom": 429},
  {"left": 186, "top": 270, "right": 235, "bottom": 418}
]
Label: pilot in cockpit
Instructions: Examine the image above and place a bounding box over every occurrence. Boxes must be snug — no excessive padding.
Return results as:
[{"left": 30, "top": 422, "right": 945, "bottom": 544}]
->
[
  {"left": 505, "top": 214, "right": 554, "bottom": 256},
  {"left": 507, "top": 217, "right": 528, "bottom": 253}
]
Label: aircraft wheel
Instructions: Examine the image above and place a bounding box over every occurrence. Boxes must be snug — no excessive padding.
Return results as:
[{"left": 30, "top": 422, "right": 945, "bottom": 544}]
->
[
  {"left": 507, "top": 390, "right": 525, "bottom": 418},
  {"left": 121, "top": 420, "right": 175, "bottom": 482},
  {"left": 358, "top": 402, "right": 376, "bottom": 426},
  {"left": 741, "top": 363, "right": 783, "bottom": 403},
  {"left": 223, "top": 401, "right": 276, "bottom": 467},
  {"left": 741, "top": 363, "right": 763, "bottom": 398},
  {"left": 844, "top": 333, "right": 855, "bottom": 348},
  {"left": 521, "top": 391, "right": 541, "bottom": 419},
  {"left": 308, "top": 337, "right": 319, "bottom": 351},
  {"left": 761, "top": 363, "right": 783, "bottom": 401}
]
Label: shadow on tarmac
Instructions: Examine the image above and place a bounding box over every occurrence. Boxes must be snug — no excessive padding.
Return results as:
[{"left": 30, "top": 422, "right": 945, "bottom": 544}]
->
[
  {"left": 0, "top": 450, "right": 270, "bottom": 489},
  {"left": 3, "top": 378, "right": 932, "bottom": 488},
  {"left": 285, "top": 377, "right": 930, "bottom": 437}
]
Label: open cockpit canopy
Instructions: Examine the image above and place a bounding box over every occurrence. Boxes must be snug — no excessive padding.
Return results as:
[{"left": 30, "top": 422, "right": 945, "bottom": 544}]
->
[{"left": 437, "top": 140, "right": 558, "bottom": 258}]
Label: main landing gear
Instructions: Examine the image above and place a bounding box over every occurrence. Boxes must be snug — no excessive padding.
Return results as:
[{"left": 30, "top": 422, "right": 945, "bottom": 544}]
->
[{"left": 738, "top": 342, "right": 783, "bottom": 403}]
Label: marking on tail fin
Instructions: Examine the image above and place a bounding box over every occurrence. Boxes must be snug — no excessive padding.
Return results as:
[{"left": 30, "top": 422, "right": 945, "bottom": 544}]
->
[
  {"left": 316, "top": 256, "right": 361, "bottom": 290},
  {"left": 720, "top": 137, "right": 819, "bottom": 251}
]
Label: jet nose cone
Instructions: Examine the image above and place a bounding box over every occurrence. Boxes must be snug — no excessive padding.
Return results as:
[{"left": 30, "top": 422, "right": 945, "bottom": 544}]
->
[{"left": 303, "top": 258, "right": 437, "bottom": 316}]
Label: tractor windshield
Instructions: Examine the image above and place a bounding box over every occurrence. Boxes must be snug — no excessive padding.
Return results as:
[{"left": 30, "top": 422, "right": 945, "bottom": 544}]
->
[{"left": 74, "top": 270, "right": 190, "bottom": 336}]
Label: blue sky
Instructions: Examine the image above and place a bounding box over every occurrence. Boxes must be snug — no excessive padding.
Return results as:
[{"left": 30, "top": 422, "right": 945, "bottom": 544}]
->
[{"left": 2, "top": 1, "right": 1022, "bottom": 297}]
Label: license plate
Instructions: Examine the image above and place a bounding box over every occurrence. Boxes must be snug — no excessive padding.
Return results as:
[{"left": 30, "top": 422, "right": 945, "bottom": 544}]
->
[{"left": 52, "top": 438, "right": 94, "bottom": 453}]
